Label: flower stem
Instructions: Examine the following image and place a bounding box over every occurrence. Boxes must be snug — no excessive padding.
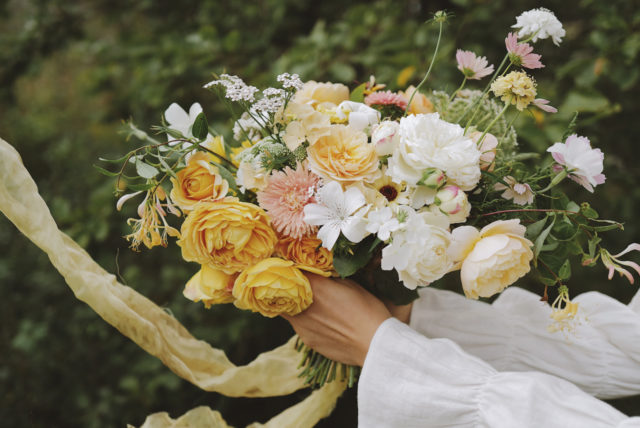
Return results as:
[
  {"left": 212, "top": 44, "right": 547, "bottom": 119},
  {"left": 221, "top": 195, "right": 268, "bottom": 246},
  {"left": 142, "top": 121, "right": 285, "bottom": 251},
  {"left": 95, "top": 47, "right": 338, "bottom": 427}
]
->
[
  {"left": 449, "top": 77, "right": 467, "bottom": 102},
  {"left": 405, "top": 19, "right": 444, "bottom": 116},
  {"left": 476, "top": 102, "right": 509, "bottom": 146},
  {"left": 458, "top": 53, "right": 509, "bottom": 125}
]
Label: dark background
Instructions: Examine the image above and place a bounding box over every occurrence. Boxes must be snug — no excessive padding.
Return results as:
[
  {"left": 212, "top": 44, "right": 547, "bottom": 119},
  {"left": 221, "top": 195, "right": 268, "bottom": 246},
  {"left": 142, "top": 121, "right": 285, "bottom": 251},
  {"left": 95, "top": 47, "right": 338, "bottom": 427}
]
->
[{"left": 1, "top": 0, "right": 639, "bottom": 426}]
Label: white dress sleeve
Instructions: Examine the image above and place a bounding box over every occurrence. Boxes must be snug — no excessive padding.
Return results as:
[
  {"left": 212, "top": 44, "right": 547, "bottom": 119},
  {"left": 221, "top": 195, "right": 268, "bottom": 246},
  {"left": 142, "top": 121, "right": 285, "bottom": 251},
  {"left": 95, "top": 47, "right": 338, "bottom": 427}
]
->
[
  {"left": 358, "top": 317, "right": 640, "bottom": 428},
  {"left": 409, "top": 286, "right": 640, "bottom": 399}
]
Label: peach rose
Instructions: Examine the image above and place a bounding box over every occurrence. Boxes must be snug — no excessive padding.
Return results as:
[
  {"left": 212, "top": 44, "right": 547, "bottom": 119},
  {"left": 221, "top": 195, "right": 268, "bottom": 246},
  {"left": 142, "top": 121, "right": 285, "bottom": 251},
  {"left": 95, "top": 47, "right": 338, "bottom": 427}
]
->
[
  {"left": 276, "top": 235, "right": 334, "bottom": 274},
  {"left": 232, "top": 258, "right": 313, "bottom": 317},
  {"left": 282, "top": 102, "right": 331, "bottom": 151},
  {"left": 170, "top": 152, "right": 229, "bottom": 212},
  {"left": 178, "top": 198, "right": 277, "bottom": 274},
  {"left": 449, "top": 219, "right": 533, "bottom": 299},
  {"left": 307, "top": 124, "right": 379, "bottom": 183},
  {"left": 399, "top": 85, "right": 434, "bottom": 114},
  {"left": 183, "top": 264, "right": 236, "bottom": 307},
  {"left": 294, "top": 81, "right": 349, "bottom": 108}
]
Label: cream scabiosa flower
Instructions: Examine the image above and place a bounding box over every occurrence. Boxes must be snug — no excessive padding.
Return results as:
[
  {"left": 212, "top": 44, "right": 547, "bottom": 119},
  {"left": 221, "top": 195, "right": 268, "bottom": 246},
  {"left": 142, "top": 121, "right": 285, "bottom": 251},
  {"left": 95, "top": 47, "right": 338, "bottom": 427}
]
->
[
  {"left": 387, "top": 113, "right": 481, "bottom": 191},
  {"left": 547, "top": 134, "right": 605, "bottom": 192},
  {"left": 512, "top": 8, "right": 565, "bottom": 45},
  {"left": 303, "top": 180, "right": 369, "bottom": 250}
]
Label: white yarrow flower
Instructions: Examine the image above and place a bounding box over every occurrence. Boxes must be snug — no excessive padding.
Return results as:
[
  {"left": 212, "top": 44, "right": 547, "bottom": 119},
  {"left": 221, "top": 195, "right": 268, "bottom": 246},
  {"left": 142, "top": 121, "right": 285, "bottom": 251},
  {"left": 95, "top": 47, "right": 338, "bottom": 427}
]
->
[
  {"left": 303, "top": 181, "right": 369, "bottom": 249},
  {"left": 512, "top": 8, "right": 566, "bottom": 45}
]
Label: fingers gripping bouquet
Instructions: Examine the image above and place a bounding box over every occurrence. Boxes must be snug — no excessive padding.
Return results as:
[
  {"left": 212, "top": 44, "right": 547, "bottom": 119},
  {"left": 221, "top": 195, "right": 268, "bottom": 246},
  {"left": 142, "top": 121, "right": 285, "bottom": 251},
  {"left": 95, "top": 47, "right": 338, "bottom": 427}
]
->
[{"left": 102, "top": 9, "right": 640, "bottom": 388}]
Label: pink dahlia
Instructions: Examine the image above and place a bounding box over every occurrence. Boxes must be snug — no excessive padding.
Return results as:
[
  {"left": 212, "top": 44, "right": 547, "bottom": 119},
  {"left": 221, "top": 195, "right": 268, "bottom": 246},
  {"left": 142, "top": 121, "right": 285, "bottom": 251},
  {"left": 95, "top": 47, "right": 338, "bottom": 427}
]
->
[
  {"left": 456, "top": 49, "right": 494, "bottom": 80},
  {"left": 365, "top": 90, "right": 408, "bottom": 110},
  {"left": 257, "top": 164, "right": 320, "bottom": 239},
  {"left": 505, "top": 32, "right": 544, "bottom": 69}
]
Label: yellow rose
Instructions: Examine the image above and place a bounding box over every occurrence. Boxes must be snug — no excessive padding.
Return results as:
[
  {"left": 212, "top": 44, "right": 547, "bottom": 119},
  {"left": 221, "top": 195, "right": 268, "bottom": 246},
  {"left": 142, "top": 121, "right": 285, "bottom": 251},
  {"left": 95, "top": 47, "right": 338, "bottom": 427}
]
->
[
  {"left": 449, "top": 219, "right": 533, "bottom": 299},
  {"left": 307, "top": 124, "right": 379, "bottom": 183},
  {"left": 184, "top": 264, "right": 236, "bottom": 307},
  {"left": 170, "top": 152, "right": 229, "bottom": 212},
  {"left": 399, "top": 86, "right": 434, "bottom": 114},
  {"left": 179, "top": 198, "right": 277, "bottom": 274},
  {"left": 294, "top": 81, "right": 349, "bottom": 108},
  {"left": 232, "top": 258, "right": 313, "bottom": 317},
  {"left": 276, "top": 235, "right": 334, "bottom": 274}
]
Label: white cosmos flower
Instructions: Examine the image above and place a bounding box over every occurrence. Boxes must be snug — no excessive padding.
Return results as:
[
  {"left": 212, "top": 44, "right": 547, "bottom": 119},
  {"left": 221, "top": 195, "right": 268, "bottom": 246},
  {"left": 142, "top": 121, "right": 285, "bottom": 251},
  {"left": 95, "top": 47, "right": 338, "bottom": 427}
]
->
[
  {"left": 164, "top": 102, "right": 212, "bottom": 141},
  {"left": 513, "top": 8, "right": 565, "bottom": 45},
  {"left": 303, "top": 181, "right": 369, "bottom": 249},
  {"left": 547, "top": 134, "right": 606, "bottom": 192},
  {"left": 365, "top": 207, "right": 400, "bottom": 241}
]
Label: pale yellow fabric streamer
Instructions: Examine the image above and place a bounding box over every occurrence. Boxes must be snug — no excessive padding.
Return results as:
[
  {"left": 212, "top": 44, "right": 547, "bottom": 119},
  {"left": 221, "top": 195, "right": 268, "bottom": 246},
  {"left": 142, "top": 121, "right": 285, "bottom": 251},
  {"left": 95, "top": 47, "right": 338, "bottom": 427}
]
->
[{"left": 0, "top": 138, "right": 346, "bottom": 427}]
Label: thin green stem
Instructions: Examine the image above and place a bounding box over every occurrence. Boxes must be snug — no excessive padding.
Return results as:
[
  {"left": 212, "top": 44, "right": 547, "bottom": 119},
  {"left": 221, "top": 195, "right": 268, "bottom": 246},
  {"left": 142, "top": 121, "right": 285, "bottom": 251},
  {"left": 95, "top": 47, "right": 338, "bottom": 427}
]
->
[
  {"left": 476, "top": 102, "right": 509, "bottom": 147},
  {"left": 449, "top": 77, "right": 467, "bottom": 102},
  {"left": 405, "top": 20, "right": 444, "bottom": 116}
]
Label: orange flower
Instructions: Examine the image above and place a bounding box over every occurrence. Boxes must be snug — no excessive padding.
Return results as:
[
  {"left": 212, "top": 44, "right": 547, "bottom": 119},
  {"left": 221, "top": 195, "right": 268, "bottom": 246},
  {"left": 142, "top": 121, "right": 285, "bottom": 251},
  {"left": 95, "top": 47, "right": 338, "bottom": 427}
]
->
[
  {"left": 276, "top": 234, "right": 333, "bottom": 274},
  {"left": 170, "top": 152, "right": 228, "bottom": 212},
  {"left": 307, "top": 125, "right": 378, "bottom": 183},
  {"left": 398, "top": 86, "right": 434, "bottom": 114}
]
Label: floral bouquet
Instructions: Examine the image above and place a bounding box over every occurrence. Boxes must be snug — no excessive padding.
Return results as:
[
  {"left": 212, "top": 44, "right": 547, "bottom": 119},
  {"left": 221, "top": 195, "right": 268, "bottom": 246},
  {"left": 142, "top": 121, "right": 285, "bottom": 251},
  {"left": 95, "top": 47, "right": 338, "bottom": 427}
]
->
[{"left": 100, "top": 8, "right": 639, "bottom": 388}]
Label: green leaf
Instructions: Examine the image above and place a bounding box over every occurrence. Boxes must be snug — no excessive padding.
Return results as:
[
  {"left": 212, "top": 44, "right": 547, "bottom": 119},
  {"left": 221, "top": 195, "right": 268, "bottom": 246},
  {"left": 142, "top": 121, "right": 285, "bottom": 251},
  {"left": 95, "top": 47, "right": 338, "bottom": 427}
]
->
[
  {"left": 126, "top": 182, "right": 155, "bottom": 191},
  {"left": 558, "top": 259, "right": 571, "bottom": 280},
  {"left": 593, "top": 224, "right": 624, "bottom": 232},
  {"left": 588, "top": 235, "right": 602, "bottom": 258},
  {"left": 333, "top": 236, "right": 379, "bottom": 278},
  {"left": 566, "top": 201, "right": 580, "bottom": 213},
  {"left": 538, "top": 276, "right": 558, "bottom": 287},
  {"left": 349, "top": 82, "right": 367, "bottom": 103},
  {"left": 99, "top": 153, "right": 133, "bottom": 164},
  {"left": 93, "top": 164, "right": 120, "bottom": 177},
  {"left": 553, "top": 217, "right": 577, "bottom": 241},
  {"left": 158, "top": 157, "right": 177, "bottom": 179},
  {"left": 580, "top": 203, "right": 599, "bottom": 219},
  {"left": 135, "top": 159, "right": 159, "bottom": 179},
  {"left": 526, "top": 217, "right": 548, "bottom": 240},
  {"left": 534, "top": 216, "right": 556, "bottom": 260},
  {"left": 192, "top": 112, "right": 209, "bottom": 141},
  {"left": 214, "top": 163, "right": 239, "bottom": 195}
]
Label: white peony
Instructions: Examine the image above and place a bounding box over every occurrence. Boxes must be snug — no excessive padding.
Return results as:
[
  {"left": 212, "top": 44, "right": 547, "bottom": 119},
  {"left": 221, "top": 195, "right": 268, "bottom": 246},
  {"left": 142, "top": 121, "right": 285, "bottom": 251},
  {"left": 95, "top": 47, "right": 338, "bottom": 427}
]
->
[
  {"left": 381, "top": 209, "right": 453, "bottom": 290},
  {"left": 335, "top": 101, "right": 381, "bottom": 134},
  {"left": 387, "top": 113, "right": 481, "bottom": 191},
  {"left": 547, "top": 134, "right": 605, "bottom": 193},
  {"left": 512, "top": 8, "right": 565, "bottom": 45}
]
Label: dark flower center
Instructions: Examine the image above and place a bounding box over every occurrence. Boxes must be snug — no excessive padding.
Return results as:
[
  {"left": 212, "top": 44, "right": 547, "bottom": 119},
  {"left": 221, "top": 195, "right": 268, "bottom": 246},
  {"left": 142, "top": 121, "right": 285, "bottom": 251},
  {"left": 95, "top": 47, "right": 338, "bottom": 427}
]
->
[{"left": 379, "top": 185, "right": 398, "bottom": 201}]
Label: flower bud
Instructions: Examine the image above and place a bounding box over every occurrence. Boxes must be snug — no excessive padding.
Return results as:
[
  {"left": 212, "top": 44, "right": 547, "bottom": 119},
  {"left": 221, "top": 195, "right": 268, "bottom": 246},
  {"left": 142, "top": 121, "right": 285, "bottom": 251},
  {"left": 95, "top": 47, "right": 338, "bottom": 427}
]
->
[
  {"left": 419, "top": 168, "right": 446, "bottom": 189},
  {"left": 371, "top": 120, "right": 400, "bottom": 156},
  {"left": 434, "top": 185, "right": 471, "bottom": 223},
  {"left": 469, "top": 131, "right": 498, "bottom": 172}
]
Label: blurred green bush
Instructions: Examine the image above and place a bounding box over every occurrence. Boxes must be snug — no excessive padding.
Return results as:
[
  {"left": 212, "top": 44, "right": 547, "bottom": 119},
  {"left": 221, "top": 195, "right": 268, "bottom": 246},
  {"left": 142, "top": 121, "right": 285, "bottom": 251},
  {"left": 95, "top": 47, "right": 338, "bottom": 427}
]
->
[{"left": 1, "top": 0, "right": 639, "bottom": 426}]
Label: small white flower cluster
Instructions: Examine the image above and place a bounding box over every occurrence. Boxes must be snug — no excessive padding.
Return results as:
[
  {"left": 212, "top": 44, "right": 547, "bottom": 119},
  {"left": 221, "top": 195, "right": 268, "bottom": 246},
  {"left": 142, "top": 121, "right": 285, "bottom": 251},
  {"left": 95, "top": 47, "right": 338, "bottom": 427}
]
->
[
  {"left": 513, "top": 8, "right": 565, "bottom": 45},
  {"left": 253, "top": 87, "right": 286, "bottom": 114},
  {"left": 232, "top": 112, "right": 263, "bottom": 142},
  {"left": 204, "top": 74, "right": 259, "bottom": 103},
  {"left": 277, "top": 72, "right": 303, "bottom": 90}
]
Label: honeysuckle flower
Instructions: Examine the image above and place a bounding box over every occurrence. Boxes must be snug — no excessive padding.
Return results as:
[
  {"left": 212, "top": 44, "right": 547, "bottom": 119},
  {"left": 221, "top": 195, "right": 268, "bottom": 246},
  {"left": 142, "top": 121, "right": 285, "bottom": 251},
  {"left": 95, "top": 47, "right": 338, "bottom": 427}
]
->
[
  {"left": 491, "top": 71, "right": 537, "bottom": 111},
  {"left": 547, "top": 134, "right": 605, "bottom": 192},
  {"left": 513, "top": 8, "right": 566, "bottom": 45},
  {"left": 600, "top": 244, "right": 640, "bottom": 284},
  {"left": 548, "top": 286, "right": 579, "bottom": 333},
  {"left": 456, "top": 50, "right": 494, "bottom": 80},
  {"left": 505, "top": 33, "right": 544, "bottom": 69},
  {"left": 494, "top": 176, "right": 535, "bottom": 205},
  {"left": 365, "top": 207, "right": 401, "bottom": 241},
  {"left": 125, "top": 188, "right": 180, "bottom": 250},
  {"left": 335, "top": 101, "right": 381, "bottom": 133},
  {"left": 303, "top": 180, "right": 369, "bottom": 250},
  {"left": 532, "top": 98, "right": 557, "bottom": 113},
  {"left": 116, "top": 191, "right": 143, "bottom": 211}
]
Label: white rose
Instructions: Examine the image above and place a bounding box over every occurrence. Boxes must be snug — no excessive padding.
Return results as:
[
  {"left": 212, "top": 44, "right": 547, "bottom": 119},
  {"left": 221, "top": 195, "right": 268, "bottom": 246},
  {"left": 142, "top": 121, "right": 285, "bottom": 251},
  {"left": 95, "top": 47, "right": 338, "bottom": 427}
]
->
[
  {"left": 449, "top": 219, "right": 533, "bottom": 299},
  {"left": 381, "top": 210, "right": 453, "bottom": 289},
  {"left": 433, "top": 185, "right": 471, "bottom": 224},
  {"left": 371, "top": 120, "right": 400, "bottom": 156},
  {"left": 387, "top": 113, "right": 481, "bottom": 190},
  {"left": 336, "top": 101, "right": 381, "bottom": 134}
]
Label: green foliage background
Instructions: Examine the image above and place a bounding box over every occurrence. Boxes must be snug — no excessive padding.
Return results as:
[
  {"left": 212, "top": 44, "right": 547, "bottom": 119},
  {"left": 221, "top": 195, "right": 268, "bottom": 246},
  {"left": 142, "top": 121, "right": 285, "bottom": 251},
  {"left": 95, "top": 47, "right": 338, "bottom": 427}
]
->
[{"left": 1, "top": 0, "right": 639, "bottom": 426}]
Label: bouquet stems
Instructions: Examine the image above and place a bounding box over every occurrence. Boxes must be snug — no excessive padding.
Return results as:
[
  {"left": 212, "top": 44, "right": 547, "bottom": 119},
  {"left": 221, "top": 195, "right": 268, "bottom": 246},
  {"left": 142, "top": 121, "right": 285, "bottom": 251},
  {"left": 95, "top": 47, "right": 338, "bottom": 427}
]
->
[{"left": 295, "top": 338, "right": 360, "bottom": 389}]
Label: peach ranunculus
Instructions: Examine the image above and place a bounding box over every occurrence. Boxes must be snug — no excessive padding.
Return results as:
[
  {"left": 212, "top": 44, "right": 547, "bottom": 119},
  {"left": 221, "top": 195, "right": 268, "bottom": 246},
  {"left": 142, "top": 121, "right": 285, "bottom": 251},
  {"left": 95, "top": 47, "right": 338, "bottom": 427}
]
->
[
  {"left": 293, "top": 81, "right": 349, "bottom": 108},
  {"left": 307, "top": 124, "right": 379, "bottom": 183},
  {"left": 282, "top": 102, "right": 331, "bottom": 151},
  {"left": 398, "top": 85, "right": 434, "bottom": 115},
  {"left": 232, "top": 258, "right": 313, "bottom": 317},
  {"left": 448, "top": 219, "right": 533, "bottom": 299},
  {"left": 178, "top": 198, "right": 278, "bottom": 274},
  {"left": 183, "top": 264, "right": 236, "bottom": 307},
  {"left": 276, "top": 234, "right": 334, "bottom": 275},
  {"left": 170, "top": 152, "right": 229, "bottom": 212}
]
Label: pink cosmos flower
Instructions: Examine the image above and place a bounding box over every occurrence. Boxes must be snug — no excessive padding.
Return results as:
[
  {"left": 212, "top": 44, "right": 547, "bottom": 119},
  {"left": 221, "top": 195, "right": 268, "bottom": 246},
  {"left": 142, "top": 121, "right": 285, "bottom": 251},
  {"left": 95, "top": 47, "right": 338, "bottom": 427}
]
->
[
  {"left": 257, "top": 164, "right": 320, "bottom": 239},
  {"left": 365, "top": 91, "right": 408, "bottom": 110},
  {"left": 455, "top": 50, "right": 494, "bottom": 80},
  {"left": 505, "top": 32, "right": 544, "bottom": 69},
  {"left": 532, "top": 98, "right": 557, "bottom": 113},
  {"left": 547, "top": 134, "right": 605, "bottom": 192},
  {"left": 494, "top": 176, "right": 534, "bottom": 206}
]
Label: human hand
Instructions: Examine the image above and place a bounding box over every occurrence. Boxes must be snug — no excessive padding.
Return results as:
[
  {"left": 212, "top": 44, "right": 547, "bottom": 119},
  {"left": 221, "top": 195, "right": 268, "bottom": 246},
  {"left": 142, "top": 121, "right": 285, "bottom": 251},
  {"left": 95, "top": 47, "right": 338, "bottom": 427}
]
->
[
  {"left": 282, "top": 274, "right": 391, "bottom": 367},
  {"left": 384, "top": 301, "right": 413, "bottom": 324}
]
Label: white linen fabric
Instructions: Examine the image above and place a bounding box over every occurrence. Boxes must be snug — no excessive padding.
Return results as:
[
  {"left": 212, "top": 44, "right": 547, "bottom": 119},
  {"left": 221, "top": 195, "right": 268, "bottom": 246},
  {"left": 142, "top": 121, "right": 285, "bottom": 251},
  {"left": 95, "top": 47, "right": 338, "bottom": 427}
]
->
[{"left": 358, "top": 287, "right": 640, "bottom": 427}]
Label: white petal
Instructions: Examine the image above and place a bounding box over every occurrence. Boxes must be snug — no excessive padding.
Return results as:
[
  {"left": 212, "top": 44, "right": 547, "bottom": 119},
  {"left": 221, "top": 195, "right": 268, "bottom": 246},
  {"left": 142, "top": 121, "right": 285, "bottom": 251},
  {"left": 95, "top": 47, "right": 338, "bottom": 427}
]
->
[
  {"left": 188, "top": 103, "right": 203, "bottom": 120},
  {"left": 164, "top": 103, "right": 190, "bottom": 128},
  {"left": 303, "top": 203, "right": 335, "bottom": 226},
  {"left": 317, "top": 222, "right": 341, "bottom": 250},
  {"left": 342, "top": 216, "right": 369, "bottom": 243},
  {"left": 342, "top": 186, "right": 366, "bottom": 215}
]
